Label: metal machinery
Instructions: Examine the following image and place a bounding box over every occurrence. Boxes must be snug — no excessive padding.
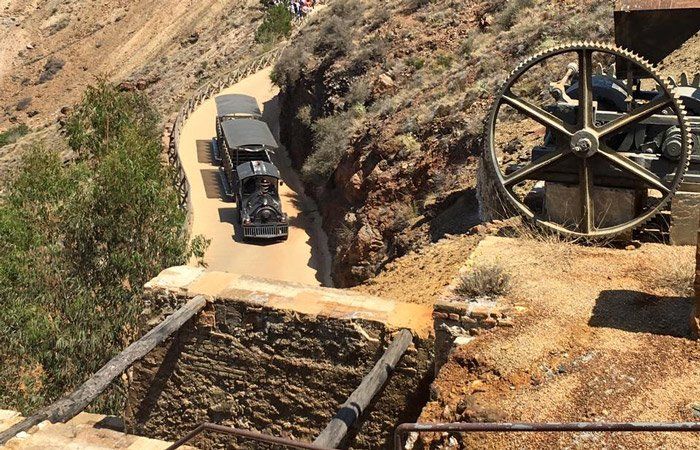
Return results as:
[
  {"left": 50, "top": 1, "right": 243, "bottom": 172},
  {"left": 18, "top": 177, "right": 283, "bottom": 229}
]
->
[
  {"left": 484, "top": 1, "right": 700, "bottom": 242},
  {"left": 214, "top": 94, "right": 289, "bottom": 240}
]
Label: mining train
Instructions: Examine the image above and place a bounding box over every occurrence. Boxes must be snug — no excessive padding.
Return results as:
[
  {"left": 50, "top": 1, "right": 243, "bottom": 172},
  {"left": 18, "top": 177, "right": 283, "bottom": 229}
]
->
[{"left": 212, "top": 94, "right": 289, "bottom": 240}]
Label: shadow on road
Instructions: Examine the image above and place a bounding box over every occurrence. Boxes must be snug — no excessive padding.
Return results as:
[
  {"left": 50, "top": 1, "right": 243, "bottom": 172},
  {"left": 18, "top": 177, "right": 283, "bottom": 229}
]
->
[
  {"left": 200, "top": 168, "right": 231, "bottom": 201},
  {"left": 589, "top": 289, "right": 694, "bottom": 338},
  {"left": 196, "top": 139, "right": 215, "bottom": 165}
]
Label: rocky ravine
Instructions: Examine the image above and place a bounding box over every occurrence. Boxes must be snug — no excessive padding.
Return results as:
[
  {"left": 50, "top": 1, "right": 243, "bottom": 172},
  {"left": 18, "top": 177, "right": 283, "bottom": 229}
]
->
[{"left": 275, "top": 0, "right": 614, "bottom": 287}]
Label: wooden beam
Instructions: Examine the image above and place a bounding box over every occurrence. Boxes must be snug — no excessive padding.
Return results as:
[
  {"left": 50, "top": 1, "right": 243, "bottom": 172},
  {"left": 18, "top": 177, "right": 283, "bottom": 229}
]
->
[
  {"left": 0, "top": 295, "right": 207, "bottom": 445},
  {"left": 314, "top": 329, "right": 413, "bottom": 449}
]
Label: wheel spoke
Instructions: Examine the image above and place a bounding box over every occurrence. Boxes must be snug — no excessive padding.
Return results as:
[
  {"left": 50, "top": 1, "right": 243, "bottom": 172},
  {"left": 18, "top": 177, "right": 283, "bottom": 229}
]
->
[
  {"left": 503, "top": 149, "right": 569, "bottom": 186},
  {"left": 502, "top": 94, "right": 574, "bottom": 137},
  {"left": 597, "top": 96, "right": 672, "bottom": 137},
  {"left": 579, "top": 158, "right": 595, "bottom": 233},
  {"left": 578, "top": 49, "right": 594, "bottom": 128},
  {"left": 598, "top": 145, "right": 671, "bottom": 194}
]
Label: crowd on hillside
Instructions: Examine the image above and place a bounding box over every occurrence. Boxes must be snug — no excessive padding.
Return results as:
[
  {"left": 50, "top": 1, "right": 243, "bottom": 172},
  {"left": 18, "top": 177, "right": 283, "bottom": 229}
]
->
[{"left": 272, "top": 0, "right": 317, "bottom": 18}]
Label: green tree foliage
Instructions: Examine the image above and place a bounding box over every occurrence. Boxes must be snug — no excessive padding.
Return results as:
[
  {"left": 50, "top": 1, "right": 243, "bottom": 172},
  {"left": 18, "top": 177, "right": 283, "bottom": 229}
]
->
[
  {"left": 0, "top": 82, "right": 192, "bottom": 414},
  {"left": 255, "top": 3, "right": 293, "bottom": 45}
]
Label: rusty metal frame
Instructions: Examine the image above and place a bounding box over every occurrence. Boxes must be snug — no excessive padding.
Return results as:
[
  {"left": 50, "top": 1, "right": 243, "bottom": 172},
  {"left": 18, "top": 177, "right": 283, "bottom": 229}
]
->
[
  {"left": 164, "top": 422, "right": 334, "bottom": 450},
  {"left": 394, "top": 421, "right": 700, "bottom": 449}
]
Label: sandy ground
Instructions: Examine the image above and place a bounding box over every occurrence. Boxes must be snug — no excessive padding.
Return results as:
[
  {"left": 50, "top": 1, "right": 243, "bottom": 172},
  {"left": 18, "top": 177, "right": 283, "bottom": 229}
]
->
[
  {"left": 420, "top": 236, "right": 700, "bottom": 449},
  {"left": 178, "top": 67, "right": 332, "bottom": 286}
]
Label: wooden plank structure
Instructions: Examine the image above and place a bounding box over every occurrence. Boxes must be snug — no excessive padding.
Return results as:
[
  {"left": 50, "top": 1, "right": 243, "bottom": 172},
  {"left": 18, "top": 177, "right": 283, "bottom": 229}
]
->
[
  {"left": 0, "top": 295, "right": 208, "bottom": 445},
  {"left": 313, "top": 329, "right": 413, "bottom": 449}
]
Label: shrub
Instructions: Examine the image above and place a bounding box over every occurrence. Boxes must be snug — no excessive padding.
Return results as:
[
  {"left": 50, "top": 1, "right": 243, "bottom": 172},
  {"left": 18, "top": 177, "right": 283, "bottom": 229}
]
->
[
  {"left": 346, "top": 79, "right": 372, "bottom": 106},
  {"left": 395, "top": 133, "right": 421, "bottom": 156},
  {"left": 0, "top": 124, "right": 30, "bottom": 147},
  {"left": 302, "top": 114, "right": 350, "bottom": 185},
  {"left": 255, "top": 3, "right": 293, "bottom": 45},
  {"left": 0, "top": 82, "right": 195, "bottom": 414},
  {"left": 392, "top": 202, "right": 420, "bottom": 231},
  {"left": 271, "top": 45, "right": 308, "bottom": 87},
  {"left": 496, "top": 0, "right": 534, "bottom": 30},
  {"left": 460, "top": 36, "right": 475, "bottom": 59},
  {"left": 296, "top": 104, "right": 313, "bottom": 127},
  {"left": 406, "top": 56, "right": 425, "bottom": 70},
  {"left": 314, "top": 16, "right": 353, "bottom": 57},
  {"left": 37, "top": 57, "right": 65, "bottom": 84},
  {"left": 436, "top": 53, "right": 453, "bottom": 69},
  {"left": 454, "top": 263, "right": 512, "bottom": 298}
]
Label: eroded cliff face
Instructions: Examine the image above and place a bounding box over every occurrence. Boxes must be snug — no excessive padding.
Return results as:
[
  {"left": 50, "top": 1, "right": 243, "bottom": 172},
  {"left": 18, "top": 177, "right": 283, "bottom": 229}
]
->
[{"left": 276, "top": 0, "right": 612, "bottom": 287}]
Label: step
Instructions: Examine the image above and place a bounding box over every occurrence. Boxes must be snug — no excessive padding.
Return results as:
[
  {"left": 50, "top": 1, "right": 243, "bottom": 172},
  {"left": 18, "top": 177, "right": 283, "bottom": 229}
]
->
[{"left": 0, "top": 411, "right": 194, "bottom": 450}]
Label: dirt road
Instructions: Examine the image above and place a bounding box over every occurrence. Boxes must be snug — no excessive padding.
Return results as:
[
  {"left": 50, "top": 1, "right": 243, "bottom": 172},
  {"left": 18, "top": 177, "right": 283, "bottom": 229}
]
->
[{"left": 178, "top": 67, "right": 332, "bottom": 286}]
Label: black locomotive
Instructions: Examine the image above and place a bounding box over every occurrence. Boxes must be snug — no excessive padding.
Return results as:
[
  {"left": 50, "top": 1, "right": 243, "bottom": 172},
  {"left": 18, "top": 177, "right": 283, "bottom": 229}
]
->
[{"left": 213, "top": 94, "right": 288, "bottom": 240}]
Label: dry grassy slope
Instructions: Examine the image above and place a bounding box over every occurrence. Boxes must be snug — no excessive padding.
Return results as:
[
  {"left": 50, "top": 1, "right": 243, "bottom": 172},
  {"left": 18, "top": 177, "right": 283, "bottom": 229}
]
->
[
  {"left": 0, "top": 0, "right": 265, "bottom": 133},
  {"left": 660, "top": 32, "right": 700, "bottom": 80}
]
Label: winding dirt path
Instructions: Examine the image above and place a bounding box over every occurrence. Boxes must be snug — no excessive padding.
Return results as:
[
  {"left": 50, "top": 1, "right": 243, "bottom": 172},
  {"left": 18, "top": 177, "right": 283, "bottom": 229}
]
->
[{"left": 178, "top": 67, "right": 332, "bottom": 286}]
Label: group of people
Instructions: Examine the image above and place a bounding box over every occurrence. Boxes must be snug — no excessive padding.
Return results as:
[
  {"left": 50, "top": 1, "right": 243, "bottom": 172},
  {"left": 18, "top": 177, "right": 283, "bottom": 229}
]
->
[{"left": 272, "top": 0, "right": 317, "bottom": 18}]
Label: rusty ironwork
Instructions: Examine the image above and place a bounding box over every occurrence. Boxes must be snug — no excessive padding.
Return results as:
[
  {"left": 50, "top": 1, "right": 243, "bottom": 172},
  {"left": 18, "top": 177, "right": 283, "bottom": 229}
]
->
[
  {"left": 164, "top": 422, "right": 334, "bottom": 450},
  {"left": 394, "top": 421, "right": 700, "bottom": 449},
  {"left": 484, "top": 42, "right": 692, "bottom": 239}
]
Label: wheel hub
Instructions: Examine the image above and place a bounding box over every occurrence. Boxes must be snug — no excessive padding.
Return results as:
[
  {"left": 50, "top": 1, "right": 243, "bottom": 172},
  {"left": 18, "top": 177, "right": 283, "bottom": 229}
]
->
[{"left": 570, "top": 129, "right": 599, "bottom": 157}]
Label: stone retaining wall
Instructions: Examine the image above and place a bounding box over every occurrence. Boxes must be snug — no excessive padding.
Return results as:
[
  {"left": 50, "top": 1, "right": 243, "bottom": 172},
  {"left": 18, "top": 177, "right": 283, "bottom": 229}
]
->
[{"left": 125, "top": 267, "right": 433, "bottom": 449}]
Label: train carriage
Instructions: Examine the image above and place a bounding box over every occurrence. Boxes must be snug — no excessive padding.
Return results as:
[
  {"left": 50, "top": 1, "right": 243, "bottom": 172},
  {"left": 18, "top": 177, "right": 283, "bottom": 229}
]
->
[{"left": 213, "top": 94, "right": 263, "bottom": 163}]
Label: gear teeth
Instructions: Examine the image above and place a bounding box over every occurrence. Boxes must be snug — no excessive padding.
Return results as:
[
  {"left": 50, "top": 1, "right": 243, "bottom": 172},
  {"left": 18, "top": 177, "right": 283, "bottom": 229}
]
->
[
  {"left": 484, "top": 41, "right": 692, "bottom": 239},
  {"left": 680, "top": 72, "right": 689, "bottom": 86}
]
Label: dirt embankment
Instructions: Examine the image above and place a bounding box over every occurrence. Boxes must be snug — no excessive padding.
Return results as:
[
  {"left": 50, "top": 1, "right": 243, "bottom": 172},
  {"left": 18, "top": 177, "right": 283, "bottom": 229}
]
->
[
  {"left": 419, "top": 237, "right": 699, "bottom": 450},
  {"left": 0, "top": 0, "right": 267, "bottom": 135},
  {"left": 275, "top": 0, "right": 614, "bottom": 287}
]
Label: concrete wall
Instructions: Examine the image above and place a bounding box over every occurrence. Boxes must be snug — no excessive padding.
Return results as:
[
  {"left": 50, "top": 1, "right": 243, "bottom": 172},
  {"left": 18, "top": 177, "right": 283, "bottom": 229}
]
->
[{"left": 125, "top": 267, "right": 433, "bottom": 449}]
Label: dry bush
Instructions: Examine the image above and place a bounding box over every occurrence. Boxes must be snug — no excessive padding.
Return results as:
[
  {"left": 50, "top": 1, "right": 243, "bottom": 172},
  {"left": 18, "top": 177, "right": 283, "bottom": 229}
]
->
[
  {"left": 302, "top": 113, "right": 351, "bottom": 185},
  {"left": 314, "top": 16, "right": 353, "bottom": 57},
  {"left": 495, "top": 0, "right": 534, "bottom": 30},
  {"left": 646, "top": 259, "right": 695, "bottom": 298},
  {"left": 392, "top": 202, "right": 420, "bottom": 231},
  {"left": 296, "top": 104, "right": 313, "bottom": 127},
  {"left": 346, "top": 78, "right": 372, "bottom": 106},
  {"left": 271, "top": 45, "right": 309, "bottom": 87},
  {"left": 454, "top": 263, "right": 512, "bottom": 299},
  {"left": 395, "top": 133, "right": 421, "bottom": 157}
]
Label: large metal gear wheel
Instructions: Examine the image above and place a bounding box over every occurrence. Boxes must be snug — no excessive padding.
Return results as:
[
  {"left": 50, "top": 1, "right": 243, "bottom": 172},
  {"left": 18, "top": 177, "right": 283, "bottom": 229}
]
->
[{"left": 484, "top": 41, "right": 692, "bottom": 238}]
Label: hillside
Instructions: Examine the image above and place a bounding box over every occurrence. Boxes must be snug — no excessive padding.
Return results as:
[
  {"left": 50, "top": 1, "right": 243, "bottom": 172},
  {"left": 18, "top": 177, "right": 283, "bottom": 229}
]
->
[
  {"left": 0, "top": 0, "right": 269, "bottom": 147},
  {"left": 273, "top": 0, "right": 615, "bottom": 287}
]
